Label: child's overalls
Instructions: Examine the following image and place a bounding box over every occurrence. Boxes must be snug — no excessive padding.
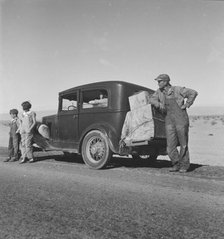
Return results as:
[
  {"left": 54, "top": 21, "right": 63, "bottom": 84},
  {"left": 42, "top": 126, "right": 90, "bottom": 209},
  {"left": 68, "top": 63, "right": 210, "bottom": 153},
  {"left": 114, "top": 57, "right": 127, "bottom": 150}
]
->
[
  {"left": 8, "top": 118, "right": 20, "bottom": 160},
  {"left": 20, "top": 112, "right": 35, "bottom": 159}
]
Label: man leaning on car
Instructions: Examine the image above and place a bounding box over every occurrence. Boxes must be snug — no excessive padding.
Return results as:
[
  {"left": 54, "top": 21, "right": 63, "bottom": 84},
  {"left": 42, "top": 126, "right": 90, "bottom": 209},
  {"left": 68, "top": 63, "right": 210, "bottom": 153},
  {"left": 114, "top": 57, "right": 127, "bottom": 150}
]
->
[{"left": 150, "top": 74, "right": 198, "bottom": 173}]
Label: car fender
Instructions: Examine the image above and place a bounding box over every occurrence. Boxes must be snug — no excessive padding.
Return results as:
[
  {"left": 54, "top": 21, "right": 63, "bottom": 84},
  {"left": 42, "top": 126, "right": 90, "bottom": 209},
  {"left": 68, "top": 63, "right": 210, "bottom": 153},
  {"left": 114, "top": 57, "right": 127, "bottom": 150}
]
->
[{"left": 79, "top": 122, "right": 120, "bottom": 154}]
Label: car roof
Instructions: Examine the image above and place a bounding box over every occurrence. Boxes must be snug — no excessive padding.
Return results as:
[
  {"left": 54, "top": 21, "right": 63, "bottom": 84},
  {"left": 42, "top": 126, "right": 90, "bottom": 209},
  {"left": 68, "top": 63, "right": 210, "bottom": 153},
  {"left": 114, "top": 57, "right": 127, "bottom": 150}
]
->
[{"left": 59, "top": 80, "right": 153, "bottom": 95}]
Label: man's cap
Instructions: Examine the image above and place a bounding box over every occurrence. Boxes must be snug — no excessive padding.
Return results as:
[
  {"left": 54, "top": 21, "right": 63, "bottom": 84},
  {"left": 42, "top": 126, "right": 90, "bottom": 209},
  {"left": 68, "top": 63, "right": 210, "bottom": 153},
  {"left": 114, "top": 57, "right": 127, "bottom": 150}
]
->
[{"left": 154, "top": 74, "right": 170, "bottom": 82}]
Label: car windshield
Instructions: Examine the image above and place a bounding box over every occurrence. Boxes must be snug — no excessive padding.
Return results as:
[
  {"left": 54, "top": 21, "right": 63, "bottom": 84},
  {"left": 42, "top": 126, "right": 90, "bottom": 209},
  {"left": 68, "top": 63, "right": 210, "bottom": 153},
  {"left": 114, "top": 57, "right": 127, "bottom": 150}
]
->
[{"left": 61, "top": 93, "right": 77, "bottom": 111}]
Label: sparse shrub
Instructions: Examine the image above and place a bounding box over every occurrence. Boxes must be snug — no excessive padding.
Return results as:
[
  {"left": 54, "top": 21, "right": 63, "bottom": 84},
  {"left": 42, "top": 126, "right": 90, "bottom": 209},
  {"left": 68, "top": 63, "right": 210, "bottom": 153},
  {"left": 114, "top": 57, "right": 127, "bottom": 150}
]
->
[{"left": 211, "top": 120, "right": 217, "bottom": 126}]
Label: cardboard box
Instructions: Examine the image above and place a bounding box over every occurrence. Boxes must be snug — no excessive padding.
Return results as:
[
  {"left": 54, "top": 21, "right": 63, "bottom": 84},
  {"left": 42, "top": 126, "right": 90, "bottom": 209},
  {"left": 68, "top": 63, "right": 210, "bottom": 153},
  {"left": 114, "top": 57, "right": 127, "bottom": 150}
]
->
[{"left": 128, "top": 91, "right": 150, "bottom": 111}]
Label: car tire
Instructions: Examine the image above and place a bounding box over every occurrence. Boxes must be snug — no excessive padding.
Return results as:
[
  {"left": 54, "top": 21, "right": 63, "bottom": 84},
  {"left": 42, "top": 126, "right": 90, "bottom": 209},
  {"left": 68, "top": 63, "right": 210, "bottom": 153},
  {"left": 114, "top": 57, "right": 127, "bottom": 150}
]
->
[{"left": 82, "top": 130, "right": 112, "bottom": 169}]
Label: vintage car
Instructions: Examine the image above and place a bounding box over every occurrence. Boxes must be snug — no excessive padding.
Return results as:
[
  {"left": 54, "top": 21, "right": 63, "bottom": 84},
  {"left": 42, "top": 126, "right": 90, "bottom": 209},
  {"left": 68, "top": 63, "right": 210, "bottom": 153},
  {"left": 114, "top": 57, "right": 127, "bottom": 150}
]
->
[{"left": 41, "top": 81, "right": 167, "bottom": 169}]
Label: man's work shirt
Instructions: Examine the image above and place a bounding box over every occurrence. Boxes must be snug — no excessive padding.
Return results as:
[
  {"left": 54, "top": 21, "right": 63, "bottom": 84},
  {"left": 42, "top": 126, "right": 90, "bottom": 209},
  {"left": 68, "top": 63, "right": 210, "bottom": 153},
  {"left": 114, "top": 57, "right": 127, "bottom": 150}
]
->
[{"left": 150, "top": 85, "right": 198, "bottom": 110}]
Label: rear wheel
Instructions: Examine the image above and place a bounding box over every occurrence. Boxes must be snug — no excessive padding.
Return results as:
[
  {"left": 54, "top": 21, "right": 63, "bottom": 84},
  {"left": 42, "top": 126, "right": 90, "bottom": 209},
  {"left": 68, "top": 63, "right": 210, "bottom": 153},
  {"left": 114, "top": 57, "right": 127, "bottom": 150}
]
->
[{"left": 81, "top": 130, "right": 112, "bottom": 169}]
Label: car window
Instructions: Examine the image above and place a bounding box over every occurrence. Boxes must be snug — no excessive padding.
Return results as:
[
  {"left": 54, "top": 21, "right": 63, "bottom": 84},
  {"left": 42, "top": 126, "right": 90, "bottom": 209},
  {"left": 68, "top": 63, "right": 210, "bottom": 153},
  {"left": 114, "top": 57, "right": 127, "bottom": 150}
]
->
[
  {"left": 82, "top": 89, "right": 108, "bottom": 109},
  {"left": 61, "top": 93, "right": 78, "bottom": 111}
]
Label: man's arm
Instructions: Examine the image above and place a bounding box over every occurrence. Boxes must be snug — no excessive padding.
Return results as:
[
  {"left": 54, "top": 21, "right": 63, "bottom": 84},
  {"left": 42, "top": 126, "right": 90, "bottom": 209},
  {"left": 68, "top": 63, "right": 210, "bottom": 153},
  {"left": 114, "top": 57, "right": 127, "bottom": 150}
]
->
[
  {"left": 149, "top": 90, "right": 166, "bottom": 111},
  {"left": 149, "top": 90, "right": 160, "bottom": 108},
  {"left": 180, "top": 87, "right": 198, "bottom": 108}
]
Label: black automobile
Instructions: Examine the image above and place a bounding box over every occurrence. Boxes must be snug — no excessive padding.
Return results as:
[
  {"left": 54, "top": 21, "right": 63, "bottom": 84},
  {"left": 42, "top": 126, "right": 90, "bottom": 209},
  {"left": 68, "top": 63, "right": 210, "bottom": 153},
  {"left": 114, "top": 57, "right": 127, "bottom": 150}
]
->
[{"left": 41, "top": 81, "right": 166, "bottom": 169}]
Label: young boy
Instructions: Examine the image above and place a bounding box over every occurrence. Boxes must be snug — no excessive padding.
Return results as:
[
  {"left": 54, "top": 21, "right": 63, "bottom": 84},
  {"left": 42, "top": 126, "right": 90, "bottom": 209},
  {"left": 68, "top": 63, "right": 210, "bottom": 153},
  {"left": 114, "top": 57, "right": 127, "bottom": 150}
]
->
[{"left": 4, "top": 109, "right": 21, "bottom": 162}]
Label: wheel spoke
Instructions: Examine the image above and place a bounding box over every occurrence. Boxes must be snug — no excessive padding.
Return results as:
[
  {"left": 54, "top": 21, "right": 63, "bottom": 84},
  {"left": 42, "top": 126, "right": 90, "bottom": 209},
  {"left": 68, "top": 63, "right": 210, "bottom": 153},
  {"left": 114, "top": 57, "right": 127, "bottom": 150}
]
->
[
  {"left": 82, "top": 130, "right": 112, "bottom": 169},
  {"left": 88, "top": 137, "right": 106, "bottom": 161}
]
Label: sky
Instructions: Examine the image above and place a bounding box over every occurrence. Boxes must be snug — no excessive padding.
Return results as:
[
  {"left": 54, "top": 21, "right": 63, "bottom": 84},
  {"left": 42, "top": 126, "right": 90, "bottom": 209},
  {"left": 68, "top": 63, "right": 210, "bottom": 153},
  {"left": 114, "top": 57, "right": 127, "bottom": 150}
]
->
[{"left": 0, "top": 0, "right": 224, "bottom": 114}]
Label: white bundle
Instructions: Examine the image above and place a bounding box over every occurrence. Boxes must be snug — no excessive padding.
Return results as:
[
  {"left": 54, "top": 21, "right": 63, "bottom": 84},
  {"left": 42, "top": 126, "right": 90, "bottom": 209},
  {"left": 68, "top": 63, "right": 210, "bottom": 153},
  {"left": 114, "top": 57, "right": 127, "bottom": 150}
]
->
[{"left": 38, "top": 124, "right": 50, "bottom": 139}]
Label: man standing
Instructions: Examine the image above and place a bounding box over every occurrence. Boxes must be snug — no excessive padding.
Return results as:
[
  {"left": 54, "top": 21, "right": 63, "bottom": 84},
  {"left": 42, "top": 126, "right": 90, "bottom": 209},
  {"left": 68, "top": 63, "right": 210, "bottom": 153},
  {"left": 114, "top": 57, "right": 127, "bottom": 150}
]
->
[{"left": 150, "top": 74, "right": 198, "bottom": 173}]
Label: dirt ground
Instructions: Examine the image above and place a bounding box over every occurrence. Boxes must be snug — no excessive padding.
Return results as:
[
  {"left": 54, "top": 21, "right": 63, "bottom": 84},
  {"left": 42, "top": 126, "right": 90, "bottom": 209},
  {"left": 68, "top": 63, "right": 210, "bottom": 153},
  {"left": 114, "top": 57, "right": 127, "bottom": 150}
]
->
[
  {"left": 0, "top": 147, "right": 224, "bottom": 239},
  {"left": 189, "top": 115, "right": 224, "bottom": 166},
  {"left": 0, "top": 115, "right": 224, "bottom": 238}
]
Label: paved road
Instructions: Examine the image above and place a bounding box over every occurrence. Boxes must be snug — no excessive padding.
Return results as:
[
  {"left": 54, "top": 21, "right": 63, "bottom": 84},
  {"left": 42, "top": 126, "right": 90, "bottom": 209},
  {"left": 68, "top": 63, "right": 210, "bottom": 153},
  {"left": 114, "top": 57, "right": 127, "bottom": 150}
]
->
[{"left": 0, "top": 151, "right": 224, "bottom": 239}]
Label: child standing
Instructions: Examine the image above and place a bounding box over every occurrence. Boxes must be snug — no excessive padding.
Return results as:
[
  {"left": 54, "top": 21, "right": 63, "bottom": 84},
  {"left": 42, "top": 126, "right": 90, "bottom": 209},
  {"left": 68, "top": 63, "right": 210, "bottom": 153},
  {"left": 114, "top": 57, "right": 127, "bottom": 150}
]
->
[
  {"left": 18, "top": 101, "right": 36, "bottom": 163},
  {"left": 4, "top": 109, "right": 21, "bottom": 162}
]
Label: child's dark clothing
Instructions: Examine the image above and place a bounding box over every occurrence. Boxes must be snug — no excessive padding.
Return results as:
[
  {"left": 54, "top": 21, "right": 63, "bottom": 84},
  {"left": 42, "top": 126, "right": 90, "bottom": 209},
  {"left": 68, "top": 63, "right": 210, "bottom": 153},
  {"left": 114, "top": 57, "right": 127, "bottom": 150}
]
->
[{"left": 8, "top": 117, "right": 20, "bottom": 160}]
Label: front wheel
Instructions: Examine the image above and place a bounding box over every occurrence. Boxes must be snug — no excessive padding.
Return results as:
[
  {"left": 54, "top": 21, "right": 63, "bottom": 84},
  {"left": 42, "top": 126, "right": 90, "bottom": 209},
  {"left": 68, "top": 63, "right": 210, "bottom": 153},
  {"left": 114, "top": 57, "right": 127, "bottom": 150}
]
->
[{"left": 81, "top": 130, "right": 112, "bottom": 169}]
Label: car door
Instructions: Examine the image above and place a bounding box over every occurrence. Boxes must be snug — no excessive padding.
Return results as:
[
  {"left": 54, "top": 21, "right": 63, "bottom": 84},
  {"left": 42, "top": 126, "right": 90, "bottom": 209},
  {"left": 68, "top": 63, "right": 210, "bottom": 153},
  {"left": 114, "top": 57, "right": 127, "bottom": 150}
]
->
[{"left": 58, "top": 91, "right": 79, "bottom": 146}]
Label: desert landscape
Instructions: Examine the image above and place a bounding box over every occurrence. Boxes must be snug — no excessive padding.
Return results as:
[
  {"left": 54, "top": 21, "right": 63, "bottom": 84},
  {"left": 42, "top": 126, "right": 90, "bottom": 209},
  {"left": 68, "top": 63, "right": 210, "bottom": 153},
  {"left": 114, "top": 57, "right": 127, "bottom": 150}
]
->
[{"left": 0, "top": 108, "right": 224, "bottom": 167}]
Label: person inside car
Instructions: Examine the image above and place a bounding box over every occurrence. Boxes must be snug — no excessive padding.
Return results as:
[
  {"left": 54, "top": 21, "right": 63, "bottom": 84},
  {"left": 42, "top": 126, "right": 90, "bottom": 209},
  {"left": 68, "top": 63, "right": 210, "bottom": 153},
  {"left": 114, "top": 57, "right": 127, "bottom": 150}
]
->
[{"left": 89, "top": 90, "right": 108, "bottom": 107}]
